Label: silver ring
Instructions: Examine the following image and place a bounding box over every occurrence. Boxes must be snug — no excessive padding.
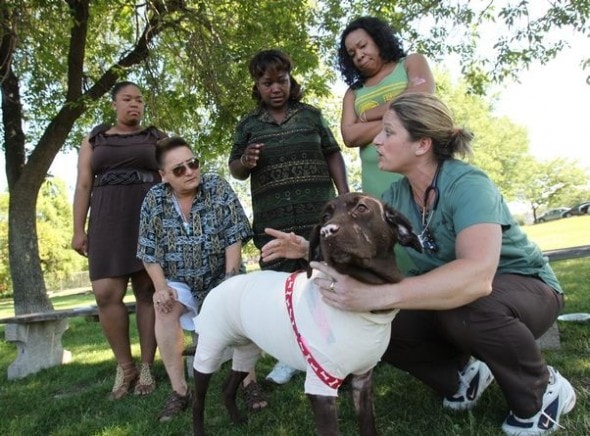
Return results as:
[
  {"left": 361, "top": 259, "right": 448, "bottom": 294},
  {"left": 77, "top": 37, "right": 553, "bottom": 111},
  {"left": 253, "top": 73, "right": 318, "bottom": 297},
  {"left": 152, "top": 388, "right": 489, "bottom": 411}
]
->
[{"left": 329, "top": 281, "right": 335, "bottom": 292}]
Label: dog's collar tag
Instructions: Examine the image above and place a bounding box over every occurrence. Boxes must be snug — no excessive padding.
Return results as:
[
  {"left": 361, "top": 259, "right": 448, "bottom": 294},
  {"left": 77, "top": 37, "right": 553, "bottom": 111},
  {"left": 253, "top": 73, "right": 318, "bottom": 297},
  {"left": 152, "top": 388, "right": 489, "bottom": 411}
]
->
[{"left": 285, "top": 272, "right": 344, "bottom": 389}]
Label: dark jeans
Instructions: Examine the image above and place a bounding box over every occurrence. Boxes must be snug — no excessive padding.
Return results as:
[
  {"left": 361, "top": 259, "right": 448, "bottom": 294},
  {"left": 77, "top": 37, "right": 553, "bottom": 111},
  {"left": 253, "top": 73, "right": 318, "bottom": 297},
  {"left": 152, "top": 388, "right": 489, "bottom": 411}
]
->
[{"left": 382, "top": 273, "right": 564, "bottom": 417}]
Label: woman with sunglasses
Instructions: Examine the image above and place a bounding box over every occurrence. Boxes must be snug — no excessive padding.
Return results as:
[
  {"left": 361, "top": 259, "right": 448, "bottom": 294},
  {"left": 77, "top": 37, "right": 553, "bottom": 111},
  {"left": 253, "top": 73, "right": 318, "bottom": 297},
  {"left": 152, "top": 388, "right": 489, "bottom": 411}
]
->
[
  {"left": 137, "top": 136, "right": 253, "bottom": 421},
  {"left": 72, "top": 81, "right": 166, "bottom": 400},
  {"left": 266, "top": 93, "right": 576, "bottom": 435}
]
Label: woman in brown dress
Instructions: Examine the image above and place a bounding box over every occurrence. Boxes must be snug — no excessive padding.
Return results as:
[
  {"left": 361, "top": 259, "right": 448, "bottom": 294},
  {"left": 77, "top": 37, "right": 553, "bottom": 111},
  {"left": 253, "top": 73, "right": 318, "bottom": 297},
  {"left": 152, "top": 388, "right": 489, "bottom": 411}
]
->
[{"left": 72, "top": 81, "right": 166, "bottom": 399}]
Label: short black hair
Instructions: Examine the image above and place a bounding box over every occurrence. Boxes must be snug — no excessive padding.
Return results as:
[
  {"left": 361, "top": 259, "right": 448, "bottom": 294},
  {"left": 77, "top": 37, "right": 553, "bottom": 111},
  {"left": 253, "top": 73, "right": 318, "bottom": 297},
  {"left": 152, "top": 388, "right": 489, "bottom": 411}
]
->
[
  {"left": 111, "top": 81, "right": 141, "bottom": 100},
  {"left": 337, "top": 16, "right": 406, "bottom": 89},
  {"left": 155, "top": 137, "right": 192, "bottom": 168}
]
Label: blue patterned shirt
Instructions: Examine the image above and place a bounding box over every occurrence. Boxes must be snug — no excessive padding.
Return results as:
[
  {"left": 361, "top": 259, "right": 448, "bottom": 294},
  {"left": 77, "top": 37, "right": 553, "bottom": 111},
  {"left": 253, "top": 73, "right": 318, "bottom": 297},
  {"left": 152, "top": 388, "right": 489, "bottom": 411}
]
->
[{"left": 137, "top": 173, "right": 252, "bottom": 303}]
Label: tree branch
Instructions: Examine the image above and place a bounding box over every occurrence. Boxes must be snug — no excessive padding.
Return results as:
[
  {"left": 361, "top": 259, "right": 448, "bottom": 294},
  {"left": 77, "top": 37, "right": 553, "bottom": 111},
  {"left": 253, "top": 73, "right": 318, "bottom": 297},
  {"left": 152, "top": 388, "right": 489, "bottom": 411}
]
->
[
  {"left": 64, "top": 0, "right": 90, "bottom": 102},
  {"left": 84, "top": 0, "right": 184, "bottom": 102},
  {"left": 25, "top": 0, "right": 186, "bottom": 194}
]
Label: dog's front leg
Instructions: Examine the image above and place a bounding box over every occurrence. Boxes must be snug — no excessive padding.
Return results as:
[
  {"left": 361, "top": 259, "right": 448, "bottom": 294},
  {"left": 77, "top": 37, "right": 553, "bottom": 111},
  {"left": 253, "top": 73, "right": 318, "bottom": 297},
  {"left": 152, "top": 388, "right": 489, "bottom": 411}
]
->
[
  {"left": 308, "top": 394, "right": 340, "bottom": 436},
  {"left": 350, "top": 369, "right": 378, "bottom": 436},
  {"left": 193, "top": 370, "right": 212, "bottom": 436},
  {"left": 222, "top": 370, "right": 249, "bottom": 424}
]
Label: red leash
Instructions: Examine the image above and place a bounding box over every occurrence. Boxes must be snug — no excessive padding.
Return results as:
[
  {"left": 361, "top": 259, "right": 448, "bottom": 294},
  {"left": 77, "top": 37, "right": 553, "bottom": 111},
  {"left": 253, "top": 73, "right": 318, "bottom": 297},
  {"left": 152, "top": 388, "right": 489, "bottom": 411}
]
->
[{"left": 285, "top": 272, "right": 344, "bottom": 389}]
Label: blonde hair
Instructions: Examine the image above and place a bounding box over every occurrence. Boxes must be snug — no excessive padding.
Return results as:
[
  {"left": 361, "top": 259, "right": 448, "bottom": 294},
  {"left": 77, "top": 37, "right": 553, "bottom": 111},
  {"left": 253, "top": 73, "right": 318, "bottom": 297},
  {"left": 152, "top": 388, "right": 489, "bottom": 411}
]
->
[{"left": 389, "top": 92, "right": 473, "bottom": 161}]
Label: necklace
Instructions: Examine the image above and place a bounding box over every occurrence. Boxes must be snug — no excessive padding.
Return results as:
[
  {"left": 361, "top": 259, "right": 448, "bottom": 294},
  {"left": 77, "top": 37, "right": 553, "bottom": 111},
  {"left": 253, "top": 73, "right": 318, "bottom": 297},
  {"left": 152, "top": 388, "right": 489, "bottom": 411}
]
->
[
  {"left": 413, "top": 163, "right": 442, "bottom": 252},
  {"left": 172, "top": 194, "right": 192, "bottom": 236}
]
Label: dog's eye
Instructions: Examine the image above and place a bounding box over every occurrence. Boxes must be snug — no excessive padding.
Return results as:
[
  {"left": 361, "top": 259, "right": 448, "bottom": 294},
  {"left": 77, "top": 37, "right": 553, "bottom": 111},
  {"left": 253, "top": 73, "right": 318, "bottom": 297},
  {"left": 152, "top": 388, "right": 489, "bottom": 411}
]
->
[{"left": 356, "top": 204, "right": 368, "bottom": 213}]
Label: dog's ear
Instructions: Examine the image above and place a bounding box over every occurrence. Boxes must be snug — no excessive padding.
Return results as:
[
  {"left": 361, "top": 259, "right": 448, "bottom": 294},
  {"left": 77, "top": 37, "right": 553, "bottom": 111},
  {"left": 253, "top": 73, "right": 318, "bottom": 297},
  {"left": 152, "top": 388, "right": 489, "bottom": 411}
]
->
[
  {"left": 307, "top": 222, "right": 324, "bottom": 277},
  {"left": 384, "top": 205, "right": 422, "bottom": 252}
]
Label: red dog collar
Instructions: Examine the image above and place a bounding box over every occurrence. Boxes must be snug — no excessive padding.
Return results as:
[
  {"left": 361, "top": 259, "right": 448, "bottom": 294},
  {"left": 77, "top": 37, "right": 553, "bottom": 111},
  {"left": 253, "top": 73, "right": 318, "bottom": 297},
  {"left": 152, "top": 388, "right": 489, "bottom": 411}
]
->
[{"left": 285, "top": 272, "right": 344, "bottom": 389}]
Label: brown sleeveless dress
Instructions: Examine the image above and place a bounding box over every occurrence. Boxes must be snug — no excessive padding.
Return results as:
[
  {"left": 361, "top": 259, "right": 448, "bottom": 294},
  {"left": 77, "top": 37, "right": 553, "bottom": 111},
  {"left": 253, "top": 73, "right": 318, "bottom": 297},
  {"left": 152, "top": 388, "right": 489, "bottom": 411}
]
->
[{"left": 87, "top": 125, "right": 166, "bottom": 281}]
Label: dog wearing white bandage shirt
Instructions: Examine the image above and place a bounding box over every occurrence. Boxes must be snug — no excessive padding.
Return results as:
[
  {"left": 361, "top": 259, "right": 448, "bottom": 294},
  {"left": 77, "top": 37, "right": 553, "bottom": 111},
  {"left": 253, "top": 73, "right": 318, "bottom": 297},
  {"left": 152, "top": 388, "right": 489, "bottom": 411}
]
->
[{"left": 192, "top": 193, "right": 421, "bottom": 436}]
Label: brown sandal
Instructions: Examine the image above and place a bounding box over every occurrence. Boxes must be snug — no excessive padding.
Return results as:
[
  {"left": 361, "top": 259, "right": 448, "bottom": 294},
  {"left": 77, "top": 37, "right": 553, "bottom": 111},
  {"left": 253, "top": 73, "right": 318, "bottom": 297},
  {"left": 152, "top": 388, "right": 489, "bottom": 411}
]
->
[
  {"left": 243, "top": 381, "right": 268, "bottom": 411},
  {"left": 134, "top": 363, "right": 156, "bottom": 395},
  {"left": 157, "top": 389, "right": 193, "bottom": 422},
  {"left": 109, "top": 362, "right": 138, "bottom": 400}
]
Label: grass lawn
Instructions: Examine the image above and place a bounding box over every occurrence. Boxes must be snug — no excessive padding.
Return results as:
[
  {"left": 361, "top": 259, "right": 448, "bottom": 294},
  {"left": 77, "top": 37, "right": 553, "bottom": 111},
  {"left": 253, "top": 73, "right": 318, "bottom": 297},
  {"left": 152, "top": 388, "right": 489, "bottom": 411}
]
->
[
  {"left": 0, "top": 290, "right": 134, "bottom": 319},
  {"left": 522, "top": 215, "right": 590, "bottom": 251},
  {"left": 0, "top": 217, "right": 589, "bottom": 435}
]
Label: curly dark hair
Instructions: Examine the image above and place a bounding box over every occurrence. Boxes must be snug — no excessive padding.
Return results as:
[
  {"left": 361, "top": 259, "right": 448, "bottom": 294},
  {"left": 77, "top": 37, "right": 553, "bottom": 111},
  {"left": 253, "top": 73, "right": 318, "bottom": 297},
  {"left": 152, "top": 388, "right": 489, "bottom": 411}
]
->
[
  {"left": 248, "top": 49, "right": 303, "bottom": 105},
  {"left": 337, "top": 16, "right": 406, "bottom": 89}
]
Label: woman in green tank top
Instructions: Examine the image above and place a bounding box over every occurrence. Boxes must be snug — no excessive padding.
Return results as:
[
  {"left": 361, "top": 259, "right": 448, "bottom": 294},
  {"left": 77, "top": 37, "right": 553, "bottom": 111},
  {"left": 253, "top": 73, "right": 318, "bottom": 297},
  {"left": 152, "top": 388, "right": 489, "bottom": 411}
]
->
[
  {"left": 337, "top": 16, "right": 435, "bottom": 198},
  {"left": 337, "top": 16, "right": 435, "bottom": 274}
]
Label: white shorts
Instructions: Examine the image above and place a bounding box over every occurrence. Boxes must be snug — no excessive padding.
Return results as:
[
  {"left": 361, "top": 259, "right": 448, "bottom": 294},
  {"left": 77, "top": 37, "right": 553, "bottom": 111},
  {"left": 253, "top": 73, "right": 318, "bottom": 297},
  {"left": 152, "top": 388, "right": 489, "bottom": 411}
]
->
[{"left": 167, "top": 280, "right": 198, "bottom": 331}]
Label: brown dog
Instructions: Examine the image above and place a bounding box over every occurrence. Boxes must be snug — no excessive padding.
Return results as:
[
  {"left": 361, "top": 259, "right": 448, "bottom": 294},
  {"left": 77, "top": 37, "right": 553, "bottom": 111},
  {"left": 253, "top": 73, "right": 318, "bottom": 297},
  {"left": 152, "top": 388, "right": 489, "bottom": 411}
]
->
[{"left": 192, "top": 193, "right": 421, "bottom": 435}]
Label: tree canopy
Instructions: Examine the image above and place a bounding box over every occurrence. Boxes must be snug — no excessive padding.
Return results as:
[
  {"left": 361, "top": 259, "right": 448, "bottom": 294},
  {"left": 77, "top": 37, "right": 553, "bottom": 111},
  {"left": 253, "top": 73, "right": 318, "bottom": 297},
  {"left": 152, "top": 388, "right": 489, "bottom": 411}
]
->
[{"left": 1, "top": 0, "right": 589, "bottom": 313}]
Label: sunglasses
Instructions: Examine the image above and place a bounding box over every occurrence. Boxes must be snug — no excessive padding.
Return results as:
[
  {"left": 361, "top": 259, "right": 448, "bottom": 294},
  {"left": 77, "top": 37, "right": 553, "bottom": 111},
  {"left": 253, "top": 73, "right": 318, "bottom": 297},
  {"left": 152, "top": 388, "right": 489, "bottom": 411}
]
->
[{"left": 171, "top": 158, "right": 200, "bottom": 177}]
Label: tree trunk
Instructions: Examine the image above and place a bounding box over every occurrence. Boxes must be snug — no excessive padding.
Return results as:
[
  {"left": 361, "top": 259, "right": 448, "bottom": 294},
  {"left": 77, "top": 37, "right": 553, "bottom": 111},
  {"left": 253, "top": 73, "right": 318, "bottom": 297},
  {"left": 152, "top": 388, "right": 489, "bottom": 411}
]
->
[
  {"left": 2, "top": 0, "right": 178, "bottom": 314},
  {"left": 8, "top": 183, "right": 52, "bottom": 314}
]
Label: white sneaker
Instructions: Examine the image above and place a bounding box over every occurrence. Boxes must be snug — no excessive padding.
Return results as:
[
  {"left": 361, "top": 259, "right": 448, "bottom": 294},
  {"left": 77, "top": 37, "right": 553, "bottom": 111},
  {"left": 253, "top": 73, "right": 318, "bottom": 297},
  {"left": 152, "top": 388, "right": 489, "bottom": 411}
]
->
[
  {"left": 266, "top": 361, "right": 298, "bottom": 384},
  {"left": 443, "top": 358, "right": 494, "bottom": 411},
  {"left": 501, "top": 366, "right": 576, "bottom": 435}
]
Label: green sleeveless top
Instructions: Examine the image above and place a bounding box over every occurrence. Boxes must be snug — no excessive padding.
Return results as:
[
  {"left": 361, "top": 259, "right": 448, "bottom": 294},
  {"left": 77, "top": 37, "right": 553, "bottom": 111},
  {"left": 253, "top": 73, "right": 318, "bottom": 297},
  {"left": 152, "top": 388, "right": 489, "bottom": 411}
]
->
[
  {"left": 354, "top": 59, "right": 417, "bottom": 273},
  {"left": 354, "top": 58, "right": 408, "bottom": 198}
]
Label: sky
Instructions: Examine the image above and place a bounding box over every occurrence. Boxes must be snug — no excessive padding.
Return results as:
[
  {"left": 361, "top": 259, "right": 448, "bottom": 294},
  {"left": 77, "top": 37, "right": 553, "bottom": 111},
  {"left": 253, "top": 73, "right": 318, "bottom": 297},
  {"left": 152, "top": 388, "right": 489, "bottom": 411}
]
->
[
  {"left": 492, "top": 41, "right": 590, "bottom": 169},
  {"left": 1, "top": 27, "right": 589, "bottom": 197}
]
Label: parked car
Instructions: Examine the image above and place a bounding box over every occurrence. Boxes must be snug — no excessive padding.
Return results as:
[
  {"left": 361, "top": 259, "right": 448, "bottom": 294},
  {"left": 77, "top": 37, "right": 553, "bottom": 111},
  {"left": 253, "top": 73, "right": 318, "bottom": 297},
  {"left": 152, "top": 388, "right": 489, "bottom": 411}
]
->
[
  {"left": 535, "top": 207, "right": 570, "bottom": 224},
  {"left": 562, "top": 201, "right": 590, "bottom": 217}
]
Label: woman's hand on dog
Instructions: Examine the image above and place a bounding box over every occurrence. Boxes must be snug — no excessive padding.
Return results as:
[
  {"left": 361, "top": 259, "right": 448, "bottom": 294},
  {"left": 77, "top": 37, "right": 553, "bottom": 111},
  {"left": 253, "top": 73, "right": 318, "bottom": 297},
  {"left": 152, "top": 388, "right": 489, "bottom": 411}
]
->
[
  {"left": 262, "top": 228, "right": 309, "bottom": 261},
  {"left": 311, "top": 261, "right": 395, "bottom": 313}
]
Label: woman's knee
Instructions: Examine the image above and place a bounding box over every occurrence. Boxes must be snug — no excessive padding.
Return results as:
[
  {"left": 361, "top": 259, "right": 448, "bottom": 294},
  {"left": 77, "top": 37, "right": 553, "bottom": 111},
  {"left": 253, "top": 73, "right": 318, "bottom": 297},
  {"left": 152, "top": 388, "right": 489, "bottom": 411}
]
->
[
  {"left": 155, "top": 302, "right": 185, "bottom": 324},
  {"left": 92, "top": 278, "right": 127, "bottom": 306}
]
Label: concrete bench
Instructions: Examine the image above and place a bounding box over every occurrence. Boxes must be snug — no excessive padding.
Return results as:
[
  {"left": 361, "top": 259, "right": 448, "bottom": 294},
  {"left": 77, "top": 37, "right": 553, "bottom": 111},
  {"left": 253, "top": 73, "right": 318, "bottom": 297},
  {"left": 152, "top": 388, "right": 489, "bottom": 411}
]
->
[
  {"left": 537, "top": 323, "right": 560, "bottom": 351},
  {"left": 0, "top": 303, "right": 136, "bottom": 380}
]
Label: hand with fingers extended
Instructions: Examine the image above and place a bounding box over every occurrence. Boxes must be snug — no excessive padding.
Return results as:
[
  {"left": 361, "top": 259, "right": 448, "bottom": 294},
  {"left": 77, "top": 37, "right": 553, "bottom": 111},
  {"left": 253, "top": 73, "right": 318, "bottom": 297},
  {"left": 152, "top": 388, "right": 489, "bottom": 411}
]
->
[{"left": 261, "top": 228, "right": 309, "bottom": 262}]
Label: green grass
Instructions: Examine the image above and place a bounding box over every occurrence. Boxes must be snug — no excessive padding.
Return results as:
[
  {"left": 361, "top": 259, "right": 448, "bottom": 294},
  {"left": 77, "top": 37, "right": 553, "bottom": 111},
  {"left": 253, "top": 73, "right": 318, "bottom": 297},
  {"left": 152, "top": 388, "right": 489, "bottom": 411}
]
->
[
  {"left": 522, "top": 215, "right": 590, "bottom": 251},
  {"left": 1, "top": 221, "right": 589, "bottom": 435},
  {"left": 1, "top": 259, "right": 588, "bottom": 435},
  {"left": 0, "top": 289, "right": 135, "bottom": 319}
]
